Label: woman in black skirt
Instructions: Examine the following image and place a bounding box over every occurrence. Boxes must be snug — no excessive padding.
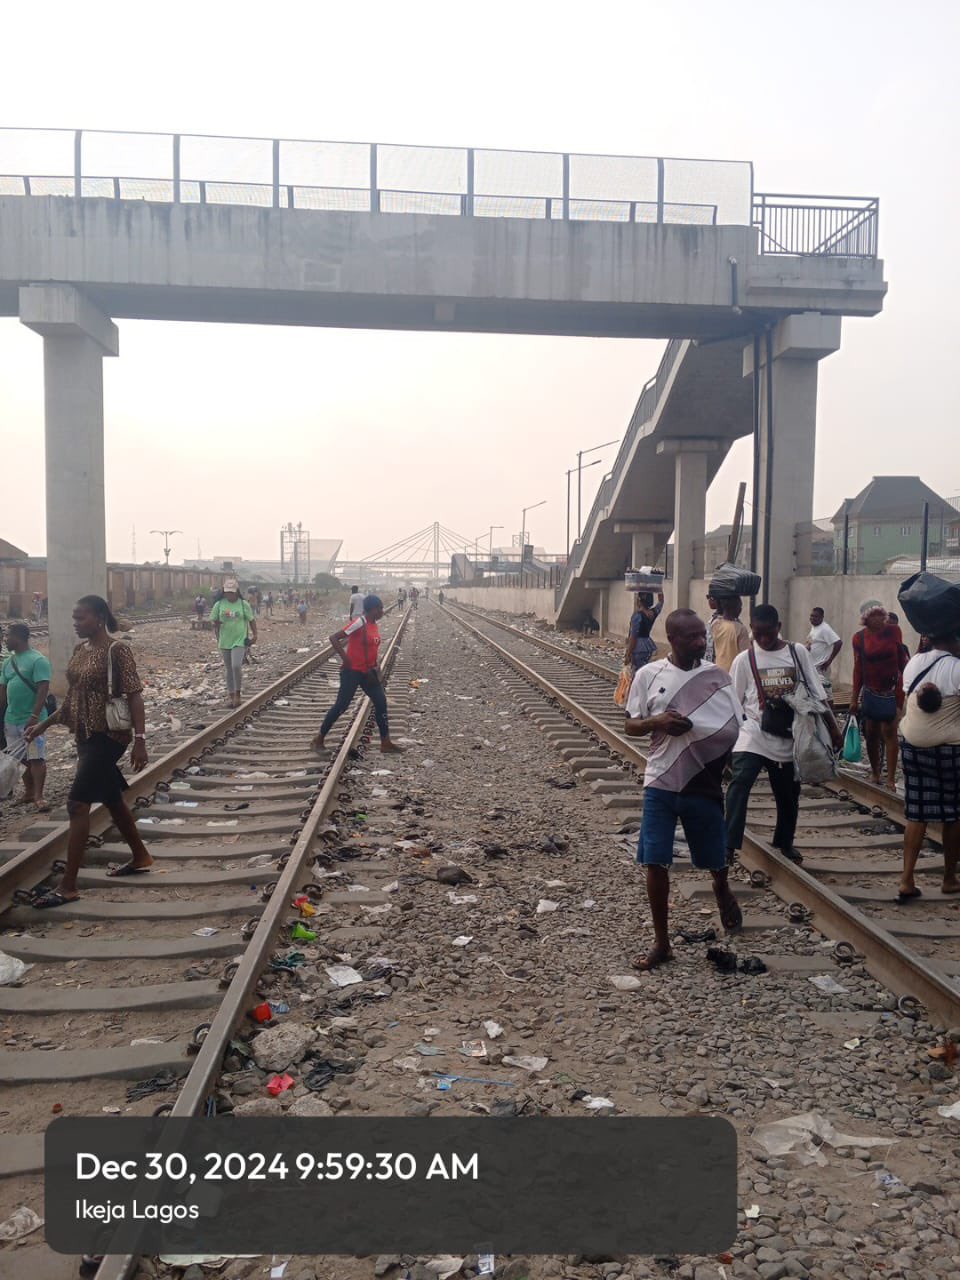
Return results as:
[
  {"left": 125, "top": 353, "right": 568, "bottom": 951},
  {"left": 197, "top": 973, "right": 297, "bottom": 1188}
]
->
[{"left": 25, "top": 595, "right": 151, "bottom": 907}]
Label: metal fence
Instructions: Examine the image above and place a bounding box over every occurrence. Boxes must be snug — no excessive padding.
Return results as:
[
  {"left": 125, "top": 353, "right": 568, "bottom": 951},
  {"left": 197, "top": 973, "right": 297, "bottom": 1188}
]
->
[
  {"left": 468, "top": 566, "right": 565, "bottom": 590},
  {"left": 797, "top": 509, "right": 960, "bottom": 578},
  {"left": 753, "top": 193, "right": 879, "bottom": 258},
  {"left": 0, "top": 128, "right": 757, "bottom": 226}
]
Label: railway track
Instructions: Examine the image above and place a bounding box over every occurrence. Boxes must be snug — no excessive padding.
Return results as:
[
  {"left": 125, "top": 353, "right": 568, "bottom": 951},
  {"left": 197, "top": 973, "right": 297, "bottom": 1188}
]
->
[
  {"left": 5, "top": 611, "right": 180, "bottom": 642},
  {"left": 0, "top": 606, "right": 413, "bottom": 1280},
  {"left": 441, "top": 599, "right": 960, "bottom": 1024}
]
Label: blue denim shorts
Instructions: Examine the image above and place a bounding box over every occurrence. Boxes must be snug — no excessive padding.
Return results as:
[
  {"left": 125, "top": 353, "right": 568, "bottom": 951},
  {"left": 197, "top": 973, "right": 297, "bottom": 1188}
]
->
[{"left": 637, "top": 786, "right": 728, "bottom": 870}]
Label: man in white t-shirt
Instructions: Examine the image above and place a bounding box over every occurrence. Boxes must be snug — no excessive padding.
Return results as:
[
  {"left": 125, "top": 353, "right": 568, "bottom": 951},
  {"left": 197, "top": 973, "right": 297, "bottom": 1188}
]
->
[
  {"left": 806, "top": 606, "right": 843, "bottom": 703},
  {"left": 625, "top": 609, "right": 745, "bottom": 971},
  {"left": 348, "top": 586, "right": 365, "bottom": 621},
  {"left": 726, "top": 604, "right": 841, "bottom": 866}
]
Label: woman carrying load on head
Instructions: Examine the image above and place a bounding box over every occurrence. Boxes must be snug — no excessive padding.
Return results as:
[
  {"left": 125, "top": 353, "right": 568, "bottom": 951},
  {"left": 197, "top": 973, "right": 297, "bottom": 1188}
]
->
[
  {"left": 24, "top": 595, "right": 151, "bottom": 908},
  {"left": 850, "top": 604, "right": 907, "bottom": 791},
  {"left": 625, "top": 590, "right": 665, "bottom": 672}
]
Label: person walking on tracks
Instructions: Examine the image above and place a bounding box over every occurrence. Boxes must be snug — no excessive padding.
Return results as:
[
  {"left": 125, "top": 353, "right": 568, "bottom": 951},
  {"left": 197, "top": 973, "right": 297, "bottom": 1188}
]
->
[
  {"left": 310, "top": 595, "right": 402, "bottom": 755},
  {"left": 24, "top": 595, "right": 151, "bottom": 908},
  {"left": 624, "top": 608, "right": 744, "bottom": 971},
  {"left": 851, "top": 604, "right": 907, "bottom": 791},
  {"left": 210, "top": 579, "right": 256, "bottom": 708},
  {"left": 806, "top": 606, "right": 842, "bottom": 705},
  {"left": 725, "top": 604, "right": 840, "bottom": 867},
  {"left": 0, "top": 623, "right": 52, "bottom": 812},
  {"left": 896, "top": 626, "right": 960, "bottom": 901},
  {"left": 349, "top": 585, "right": 365, "bottom": 621}
]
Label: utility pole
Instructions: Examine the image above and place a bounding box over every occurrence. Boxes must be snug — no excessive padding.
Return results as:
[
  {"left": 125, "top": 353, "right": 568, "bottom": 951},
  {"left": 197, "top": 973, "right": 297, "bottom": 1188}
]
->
[
  {"left": 131, "top": 525, "right": 136, "bottom": 563},
  {"left": 576, "top": 439, "right": 619, "bottom": 538},
  {"left": 151, "top": 529, "right": 182, "bottom": 567},
  {"left": 520, "top": 501, "right": 547, "bottom": 584},
  {"left": 433, "top": 521, "right": 440, "bottom": 584}
]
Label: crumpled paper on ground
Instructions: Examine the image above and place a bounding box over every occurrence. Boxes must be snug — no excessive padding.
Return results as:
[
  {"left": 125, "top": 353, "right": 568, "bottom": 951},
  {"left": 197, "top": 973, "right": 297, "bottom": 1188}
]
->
[{"left": 753, "top": 1111, "right": 897, "bottom": 1166}]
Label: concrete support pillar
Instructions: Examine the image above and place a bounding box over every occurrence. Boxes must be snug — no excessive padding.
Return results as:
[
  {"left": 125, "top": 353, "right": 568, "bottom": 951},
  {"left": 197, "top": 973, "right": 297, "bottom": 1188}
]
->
[
  {"left": 612, "top": 521, "right": 673, "bottom": 571},
  {"left": 20, "top": 286, "right": 119, "bottom": 690},
  {"left": 744, "top": 313, "right": 841, "bottom": 613},
  {"left": 656, "top": 440, "right": 720, "bottom": 612}
]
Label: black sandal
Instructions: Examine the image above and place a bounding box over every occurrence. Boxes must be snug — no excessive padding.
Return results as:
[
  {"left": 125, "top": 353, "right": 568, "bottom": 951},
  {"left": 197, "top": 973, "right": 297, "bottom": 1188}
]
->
[{"left": 31, "top": 889, "right": 80, "bottom": 909}]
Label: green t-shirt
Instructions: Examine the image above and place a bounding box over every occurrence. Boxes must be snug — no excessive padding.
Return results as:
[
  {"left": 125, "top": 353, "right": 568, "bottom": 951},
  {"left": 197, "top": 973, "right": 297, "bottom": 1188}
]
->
[
  {"left": 1, "top": 648, "right": 52, "bottom": 725},
  {"left": 210, "top": 598, "right": 254, "bottom": 649}
]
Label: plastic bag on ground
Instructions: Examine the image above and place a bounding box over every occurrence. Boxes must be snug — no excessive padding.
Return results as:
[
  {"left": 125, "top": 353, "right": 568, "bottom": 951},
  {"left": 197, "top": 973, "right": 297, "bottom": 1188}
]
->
[
  {"left": 0, "top": 1206, "right": 43, "bottom": 1240},
  {"left": 0, "top": 951, "right": 32, "bottom": 985},
  {"left": 753, "top": 1111, "right": 896, "bottom": 1166}
]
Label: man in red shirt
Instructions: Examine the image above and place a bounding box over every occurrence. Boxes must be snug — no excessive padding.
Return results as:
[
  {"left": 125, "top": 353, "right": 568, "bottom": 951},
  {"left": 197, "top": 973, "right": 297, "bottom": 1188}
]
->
[{"left": 310, "top": 595, "right": 402, "bottom": 754}]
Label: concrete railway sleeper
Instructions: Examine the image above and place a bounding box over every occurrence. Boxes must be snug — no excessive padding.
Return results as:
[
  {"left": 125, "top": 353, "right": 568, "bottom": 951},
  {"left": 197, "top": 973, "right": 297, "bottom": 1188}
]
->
[
  {"left": 0, "top": 607, "right": 413, "bottom": 1277},
  {"left": 440, "top": 600, "right": 960, "bottom": 1025}
]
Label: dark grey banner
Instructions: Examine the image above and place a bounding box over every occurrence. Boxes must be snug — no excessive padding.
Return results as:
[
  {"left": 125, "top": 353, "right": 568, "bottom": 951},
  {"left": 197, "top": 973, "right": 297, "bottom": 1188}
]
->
[{"left": 45, "top": 1116, "right": 736, "bottom": 1255}]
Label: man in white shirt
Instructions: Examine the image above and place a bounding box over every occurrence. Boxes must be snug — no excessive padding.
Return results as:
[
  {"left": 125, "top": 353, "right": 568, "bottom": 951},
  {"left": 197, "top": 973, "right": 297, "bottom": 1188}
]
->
[
  {"left": 348, "top": 586, "right": 365, "bottom": 621},
  {"left": 806, "top": 606, "right": 843, "bottom": 704},
  {"left": 625, "top": 609, "right": 745, "bottom": 971},
  {"left": 726, "top": 605, "right": 841, "bottom": 866}
]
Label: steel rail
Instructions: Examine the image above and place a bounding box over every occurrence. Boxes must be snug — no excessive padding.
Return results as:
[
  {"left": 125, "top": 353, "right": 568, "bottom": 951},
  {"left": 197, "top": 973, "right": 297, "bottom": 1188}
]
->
[
  {"left": 440, "top": 602, "right": 960, "bottom": 1025},
  {"left": 91, "top": 609, "right": 411, "bottom": 1280},
  {"left": 445, "top": 602, "right": 933, "bottom": 838},
  {"left": 0, "top": 608, "right": 397, "bottom": 913}
]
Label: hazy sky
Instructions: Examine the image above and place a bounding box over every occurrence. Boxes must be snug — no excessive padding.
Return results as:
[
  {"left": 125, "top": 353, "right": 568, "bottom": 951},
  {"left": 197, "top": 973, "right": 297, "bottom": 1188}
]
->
[{"left": 2, "top": 1, "right": 958, "bottom": 565}]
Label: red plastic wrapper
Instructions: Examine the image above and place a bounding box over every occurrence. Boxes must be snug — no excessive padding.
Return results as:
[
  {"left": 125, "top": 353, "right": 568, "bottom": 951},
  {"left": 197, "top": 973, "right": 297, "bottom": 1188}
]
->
[{"left": 266, "top": 1073, "right": 295, "bottom": 1097}]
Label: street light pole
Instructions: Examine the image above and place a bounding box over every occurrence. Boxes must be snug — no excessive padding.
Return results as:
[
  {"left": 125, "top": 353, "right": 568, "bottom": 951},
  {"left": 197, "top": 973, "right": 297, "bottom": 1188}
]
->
[
  {"left": 151, "top": 529, "right": 183, "bottom": 567},
  {"left": 576, "top": 439, "right": 619, "bottom": 539},
  {"left": 488, "top": 525, "right": 503, "bottom": 560},
  {"left": 566, "top": 459, "right": 602, "bottom": 556},
  {"left": 520, "top": 501, "right": 547, "bottom": 584}
]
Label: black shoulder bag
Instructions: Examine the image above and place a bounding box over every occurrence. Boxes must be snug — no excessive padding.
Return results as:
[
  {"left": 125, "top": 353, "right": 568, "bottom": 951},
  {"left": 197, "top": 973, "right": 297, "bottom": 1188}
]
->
[{"left": 748, "top": 645, "right": 795, "bottom": 739}]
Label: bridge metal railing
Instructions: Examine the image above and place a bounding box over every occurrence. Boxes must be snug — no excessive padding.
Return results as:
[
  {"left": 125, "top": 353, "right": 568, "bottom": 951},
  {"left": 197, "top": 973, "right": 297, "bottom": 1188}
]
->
[
  {"left": 0, "top": 128, "right": 755, "bottom": 227},
  {"left": 752, "top": 193, "right": 879, "bottom": 258},
  {"left": 557, "top": 337, "right": 686, "bottom": 604}
]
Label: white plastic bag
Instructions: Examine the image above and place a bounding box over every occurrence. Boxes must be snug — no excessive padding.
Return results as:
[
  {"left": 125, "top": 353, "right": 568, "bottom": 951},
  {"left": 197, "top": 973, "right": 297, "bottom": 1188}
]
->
[
  {"left": 0, "top": 750, "right": 22, "bottom": 800},
  {"left": 785, "top": 674, "right": 835, "bottom": 785},
  {"left": 0, "top": 951, "right": 32, "bottom": 985}
]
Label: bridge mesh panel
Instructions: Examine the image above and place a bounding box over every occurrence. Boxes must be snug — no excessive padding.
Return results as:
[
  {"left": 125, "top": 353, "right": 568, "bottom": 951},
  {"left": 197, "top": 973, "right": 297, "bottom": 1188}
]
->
[
  {"left": 378, "top": 145, "right": 466, "bottom": 194},
  {"left": 0, "top": 176, "right": 27, "bottom": 194},
  {"left": 380, "top": 190, "right": 462, "bottom": 215},
  {"left": 474, "top": 149, "right": 563, "bottom": 198},
  {"left": 662, "top": 158, "right": 751, "bottom": 225},
  {"left": 569, "top": 153, "right": 658, "bottom": 203},
  {"left": 202, "top": 182, "right": 274, "bottom": 207},
  {"left": 288, "top": 186, "right": 370, "bottom": 211},
  {"left": 280, "top": 140, "right": 369, "bottom": 189},
  {"left": 179, "top": 135, "right": 272, "bottom": 184},
  {"left": 118, "top": 178, "right": 177, "bottom": 202},
  {"left": 568, "top": 198, "right": 632, "bottom": 222},
  {"left": 473, "top": 195, "right": 549, "bottom": 218},
  {"left": 82, "top": 131, "right": 173, "bottom": 179},
  {"left": 0, "top": 128, "right": 73, "bottom": 176},
  {"left": 26, "top": 176, "right": 74, "bottom": 196}
]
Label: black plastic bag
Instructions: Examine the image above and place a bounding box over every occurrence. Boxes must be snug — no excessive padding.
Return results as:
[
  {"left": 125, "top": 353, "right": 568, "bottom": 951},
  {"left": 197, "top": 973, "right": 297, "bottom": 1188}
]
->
[
  {"left": 708, "top": 561, "right": 762, "bottom": 599},
  {"left": 898, "top": 572, "right": 960, "bottom": 638}
]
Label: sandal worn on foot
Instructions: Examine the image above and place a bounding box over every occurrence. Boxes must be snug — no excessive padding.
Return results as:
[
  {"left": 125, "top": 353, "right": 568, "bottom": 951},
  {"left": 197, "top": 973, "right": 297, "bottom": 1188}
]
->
[
  {"left": 631, "top": 947, "right": 673, "bottom": 972},
  {"left": 896, "top": 887, "right": 922, "bottom": 903},
  {"left": 106, "top": 862, "right": 152, "bottom": 877},
  {"left": 31, "top": 890, "right": 79, "bottom": 909}
]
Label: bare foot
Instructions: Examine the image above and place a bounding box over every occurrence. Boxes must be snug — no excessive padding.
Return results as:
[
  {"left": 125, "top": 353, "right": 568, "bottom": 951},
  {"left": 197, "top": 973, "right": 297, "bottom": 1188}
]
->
[
  {"left": 380, "top": 740, "right": 403, "bottom": 754},
  {"left": 942, "top": 880, "right": 960, "bottom": 895}
]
